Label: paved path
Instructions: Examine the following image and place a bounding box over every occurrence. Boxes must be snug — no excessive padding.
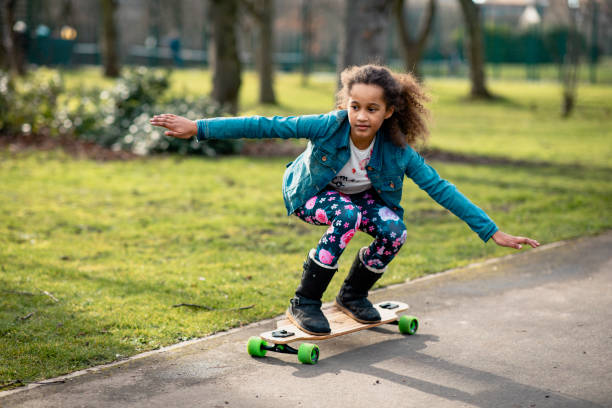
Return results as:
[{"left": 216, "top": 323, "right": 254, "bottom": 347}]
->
[{"left": 2, "top": 232, "right": 611, "bottom": 408}]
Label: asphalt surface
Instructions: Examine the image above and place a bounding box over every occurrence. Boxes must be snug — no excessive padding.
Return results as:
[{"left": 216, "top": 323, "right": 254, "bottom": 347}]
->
[{"left": 2, "top": 231, "right": 611, "bottom": 408}]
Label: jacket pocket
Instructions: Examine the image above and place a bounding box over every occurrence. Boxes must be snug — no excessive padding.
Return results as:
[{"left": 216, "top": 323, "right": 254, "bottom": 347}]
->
[
  {"left": 311, "top": 147, "right": 336, "bottom": 171},
  {"left": 379, "top": 175, "right": 403, "bottom": 192}
]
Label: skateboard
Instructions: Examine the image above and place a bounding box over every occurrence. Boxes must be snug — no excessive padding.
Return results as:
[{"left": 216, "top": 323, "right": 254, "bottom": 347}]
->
[{"left": 247, "top": 301, "right": 418, "bottom": 364}]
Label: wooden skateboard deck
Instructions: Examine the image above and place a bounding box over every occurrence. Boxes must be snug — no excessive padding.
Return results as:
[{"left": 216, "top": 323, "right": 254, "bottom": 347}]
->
[
  {"left": 247, "top": 301, "right": 418, "bottom": 364},
  {"left": 261, "top": 301, "right": 410, "bottom": 344}
]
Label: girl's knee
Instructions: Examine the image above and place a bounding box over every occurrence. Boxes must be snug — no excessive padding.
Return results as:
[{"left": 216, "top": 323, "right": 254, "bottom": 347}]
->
[
  {"left": 381, "top": 221, "right": 407, "bottom": 246},
  {"left": 333, "top": 208, "right": 362, "bottom": 230}
]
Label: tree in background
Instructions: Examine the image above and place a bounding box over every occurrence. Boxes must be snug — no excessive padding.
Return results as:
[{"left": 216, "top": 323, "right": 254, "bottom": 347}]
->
[
  {"left": 393, "top": 0, "right": 437, "bottom": 79},
  {"left": 1, "top": 0, "right": 27, "bottom": 76},
  {"left": 100, "top": 0, "right": 120, "bottom": 77},
  {"left": 562, "top": 0, "right": 580, "bottom": 117},
  {"left": 300, "top": 0, "right": 312, "bottom": 86},
  {"left": 339, "top": 0, "right": 392, "bottom": 71},
  {"left": 242, "top": 0, "right": 276, "bottom": 104},
  {"left": 209, "top": 0, "right": 242, "bottom": 114},
  {"left": 457, "top": 0, "right": 492, "bottom": 99}
]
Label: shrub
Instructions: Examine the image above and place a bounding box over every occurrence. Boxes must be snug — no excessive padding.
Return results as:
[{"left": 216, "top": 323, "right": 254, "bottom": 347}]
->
[
  {"left": 0, "top": 67, "right": 239, "bottom": 156},
  {"left": 69, "top": 67, "right": 238, "bottom": 156},
  {"left": 0, "top": 68, "right": 64, "bottom": 137}
]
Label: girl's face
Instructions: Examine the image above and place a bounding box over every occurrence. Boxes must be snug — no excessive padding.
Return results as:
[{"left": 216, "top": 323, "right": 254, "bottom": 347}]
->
[{"left": 347, "top": 83, "right": 394, "bottom": 146}]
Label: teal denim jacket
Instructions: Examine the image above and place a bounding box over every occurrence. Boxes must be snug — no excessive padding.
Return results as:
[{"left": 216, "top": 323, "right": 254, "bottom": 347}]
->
[{"left": 196, "top": 110, "right": 498, "bottom": 242}]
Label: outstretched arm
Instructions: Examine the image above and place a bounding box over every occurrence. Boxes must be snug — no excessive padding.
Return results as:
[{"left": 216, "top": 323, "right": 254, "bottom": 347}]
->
[
  {"left": 491, "top": 230, "right": 540, "bottom": 250},
  {"left": 151, "top": 112, "right": 337, "bottom": 141},
  {"left": 150, "top": 114, "right": 196, "bottom": 139},
  {"left": 405, "top": 148, "right": 540, "bottom": 248}
]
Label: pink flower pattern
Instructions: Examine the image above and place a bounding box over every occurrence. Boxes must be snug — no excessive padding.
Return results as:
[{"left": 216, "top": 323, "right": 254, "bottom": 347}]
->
[
  {"left": 339, "top": 229, "right": 355, "bottom": 249},
  {"left": 318, "top": 249, "right": 335, "bottom": 265},
  {"left": 315, "top": 209, "right": 329, "bottom": 224},
  {"left": 294, "top": 188, "right": 407, "bottom": 273},
  {"left": 305, "top": 196, "right": 317, "bottom": 210}
]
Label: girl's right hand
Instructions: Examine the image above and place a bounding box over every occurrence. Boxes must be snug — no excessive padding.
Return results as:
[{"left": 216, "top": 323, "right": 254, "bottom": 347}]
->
[
  {"left": 150, "top": 114, "right": 197, "bottom": 139},
  {"left": 491, "top": 230, "right": 540, "bottom": 250}
]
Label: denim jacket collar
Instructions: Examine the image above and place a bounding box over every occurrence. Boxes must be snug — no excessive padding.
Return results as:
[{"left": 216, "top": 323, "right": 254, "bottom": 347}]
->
[{"left": 331, "top": 114, "right": 384, "bottom": 172}]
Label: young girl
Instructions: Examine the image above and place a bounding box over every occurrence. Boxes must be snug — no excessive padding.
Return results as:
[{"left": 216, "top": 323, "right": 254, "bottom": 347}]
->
[{"left": 150, "top": 65, "right": 539, "bottom": 336}]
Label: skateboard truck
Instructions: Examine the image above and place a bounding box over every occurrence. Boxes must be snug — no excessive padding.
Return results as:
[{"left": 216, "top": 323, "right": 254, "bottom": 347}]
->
[{"left": 249, "top": 339, "right": 320, "bottom": 364}]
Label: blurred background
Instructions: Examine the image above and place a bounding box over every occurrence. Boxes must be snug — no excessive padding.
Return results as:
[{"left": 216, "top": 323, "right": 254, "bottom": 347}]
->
[
  {"left": 2, "top": 0, "right": 611, "bottom": 77},
  {"left": 1, "top": 1, "right": 611, "bottom": 386},
  {"left": 1, "top": 0, "right": 610, "bottom": 156}
]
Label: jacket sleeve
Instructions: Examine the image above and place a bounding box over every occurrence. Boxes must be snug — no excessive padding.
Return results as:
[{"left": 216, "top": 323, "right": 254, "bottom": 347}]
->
[
  {"left": 404, "top": 148, "right": 498, "bottom": 242},
  {"left": 195, "top": 113, "right": 333, "bottom": 142}
]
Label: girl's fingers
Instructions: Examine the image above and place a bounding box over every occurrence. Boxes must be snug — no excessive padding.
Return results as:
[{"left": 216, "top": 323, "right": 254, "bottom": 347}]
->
[
  {"left": 493, "top": 231, "right": 540, "bottom": 250},
  {"left": 515, "top": 237, "right": 540, "bottom": 249},
  {"left": 151, "top": 114, "right": 174, "bottom": 123},
  {"left": 526, "top": 238, "right": 540, "bottom": 248}
]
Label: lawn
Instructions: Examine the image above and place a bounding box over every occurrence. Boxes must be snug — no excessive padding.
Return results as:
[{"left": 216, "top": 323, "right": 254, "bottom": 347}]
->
[{"left": 1, "top": 69, "right": 611, "bottom": 388}]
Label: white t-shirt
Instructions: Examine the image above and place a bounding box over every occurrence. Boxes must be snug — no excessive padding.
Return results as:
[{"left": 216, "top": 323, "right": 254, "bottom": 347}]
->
[{"left": 328, "top": 136, "right": 375, "bottom": 194}]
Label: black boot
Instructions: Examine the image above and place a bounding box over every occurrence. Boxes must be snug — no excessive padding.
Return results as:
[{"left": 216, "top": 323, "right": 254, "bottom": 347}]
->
[
  {"left": 335, "top": 247, "right": 384, "bottom": 323},
  {"left": 287, "top": 250, "right": 337, "bottom": 335}
]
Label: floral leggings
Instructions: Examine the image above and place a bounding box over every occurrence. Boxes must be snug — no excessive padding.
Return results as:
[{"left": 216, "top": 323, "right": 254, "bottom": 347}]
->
[{"left": 294, "top": 186, "right": 407, "bottom": 270}]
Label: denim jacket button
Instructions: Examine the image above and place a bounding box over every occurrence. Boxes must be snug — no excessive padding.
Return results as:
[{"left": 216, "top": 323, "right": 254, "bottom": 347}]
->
[
  {"left": 322, "top": 155, "right": 327, "bottom": 162},
  {"left": 389, "top": 182, "right": 395, "bottom": 189},
  {"left": 377, "top": 189, "right": 382, "bottom": 193},
  {"left": 367, "top": 166, "right": 373, "bottom": 171}
]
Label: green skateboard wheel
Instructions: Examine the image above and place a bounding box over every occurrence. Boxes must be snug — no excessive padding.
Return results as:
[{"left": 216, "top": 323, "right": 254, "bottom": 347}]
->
[
  {"left": 398, "top": 315, "right": 419, "bottom": 335},
  {"left": 247, "top": 336, "right": 268, "bottom": 357},
  {"left": 297, "top": 343, "right": 319, "bottom": 364}
]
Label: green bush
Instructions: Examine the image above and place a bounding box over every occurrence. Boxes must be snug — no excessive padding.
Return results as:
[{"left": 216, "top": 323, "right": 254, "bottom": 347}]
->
[
  {"left": 0, "top": 68, "right": 64, "bottom": 136},
  {"left": 72, "top": 67, "right": 238, "bottom": 156},
  {"left": 0, "top": 67, "right": 238, "bottom": 156}
]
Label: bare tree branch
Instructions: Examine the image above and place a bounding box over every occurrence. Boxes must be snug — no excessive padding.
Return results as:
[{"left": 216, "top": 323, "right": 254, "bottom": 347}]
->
[
  {"left": 17, "top": 311, "right": 35, "bottom": 321},
  {"left": 393, "top": 0, "right": 437, "bottom": 78},
  {"left": 240, "top": 0, "right": 263, "bottom": 21},
  {"left": 41, "top": 290, "right": 59, "bottom": 303},
  {"left": 172, "top": 303, "right": 255, "bottom": 311}
]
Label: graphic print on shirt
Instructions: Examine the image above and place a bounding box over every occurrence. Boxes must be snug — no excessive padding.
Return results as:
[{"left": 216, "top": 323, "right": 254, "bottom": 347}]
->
[
  {"left": 330, "top": 175, "right": 350, "bottom": 188},
  {"left": 329, "top": 137, "right": 374, "bottom": 194}
]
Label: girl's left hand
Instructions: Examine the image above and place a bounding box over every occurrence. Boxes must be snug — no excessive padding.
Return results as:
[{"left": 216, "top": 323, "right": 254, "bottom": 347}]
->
[{"left": 492, "top": 230, "right": 540, "bottom": 250}]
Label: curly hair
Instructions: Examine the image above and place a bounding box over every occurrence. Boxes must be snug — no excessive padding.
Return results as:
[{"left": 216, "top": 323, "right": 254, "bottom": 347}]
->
[{"left": 336, "top": 64, "right": 430, "bottom": 147}]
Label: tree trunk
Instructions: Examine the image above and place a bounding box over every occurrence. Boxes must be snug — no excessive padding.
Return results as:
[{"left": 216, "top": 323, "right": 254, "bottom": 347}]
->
[
  {"left": 210, "top": 0, "right": 242, "bottom": 114},
  {"left": 301, "top": 0, "right": 312, "bottom": 86},
  {"left": 251, "top": 0, "right": 276, "bottom": 104},
  {"left": 393, "top": 0, "right": 436, "bottom": 79},
  {"left": 100, "top": 0, "right": 120, "bottom": 78},
  {"left": 242, "top": 0, "right": 276, "bottom": 104},
  {"left": 339, "top": 0, "right": 392, "bottom": 71},
  {"left": 1, "top": 0, "right": 26, "bottom": 76},
  {"left": 561, "top": 4, "right": 580, "bottom": 118},
  {"left": 457, "top": 0, "right": 492, "bottom": 99}
]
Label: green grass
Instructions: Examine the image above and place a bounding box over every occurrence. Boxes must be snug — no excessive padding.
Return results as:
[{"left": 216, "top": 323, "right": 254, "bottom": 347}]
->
[
  {"left": 409, "top": 59, "right": 612, "bottom": 85},
  {"left": 1, "top": 69, "right": 611, "bottom": 388}
]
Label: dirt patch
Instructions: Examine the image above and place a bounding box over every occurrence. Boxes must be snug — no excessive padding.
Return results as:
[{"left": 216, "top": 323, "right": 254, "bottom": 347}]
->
[
  {"left": 0, "top": 134, "right": 572, "bottom": 170},
  {"left": 422, "top": 147, "right": 549, "bottom": 168},
  {"left": 240, "top": 140, "right": 305, "bottom": 157},
  {"left": 0, "top": 133, "right": 139, "bottom": 161},
  {"left": 0, "top": 133, "right": 305, "bottom": 161}
]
